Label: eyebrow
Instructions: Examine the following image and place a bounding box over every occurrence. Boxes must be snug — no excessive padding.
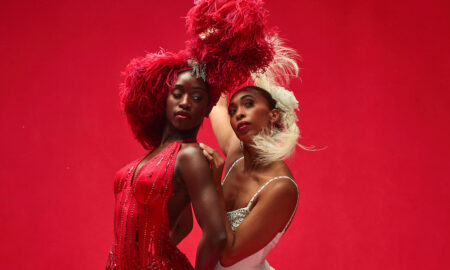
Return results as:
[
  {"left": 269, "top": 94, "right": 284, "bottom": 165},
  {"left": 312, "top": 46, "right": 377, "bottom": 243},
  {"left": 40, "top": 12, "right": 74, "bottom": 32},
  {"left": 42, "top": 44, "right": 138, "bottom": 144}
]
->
[
  {"left": 228, "top": 94, "right": 255, "bottom": 108},
  {"left": 240, "top": 94, "right": 255, "bottom": 100},
  {"left": 192, "top": 86, "right": 207, "bottom": 91},
  {"left": 174, "top": 84, "right": 207, "bottom": 91}
]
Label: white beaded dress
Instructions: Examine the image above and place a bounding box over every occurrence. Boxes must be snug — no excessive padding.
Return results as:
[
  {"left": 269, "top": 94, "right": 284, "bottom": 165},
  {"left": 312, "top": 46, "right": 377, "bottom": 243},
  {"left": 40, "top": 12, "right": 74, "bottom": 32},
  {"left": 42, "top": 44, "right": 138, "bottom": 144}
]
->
[{"left": 215, "top": 157, "right": 298, "bottom": 270}]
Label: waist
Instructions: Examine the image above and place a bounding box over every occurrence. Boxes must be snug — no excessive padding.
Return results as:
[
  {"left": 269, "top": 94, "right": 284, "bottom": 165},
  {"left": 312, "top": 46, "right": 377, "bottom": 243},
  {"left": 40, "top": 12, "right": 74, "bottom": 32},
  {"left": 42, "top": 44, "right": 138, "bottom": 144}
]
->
[{"left": 107, "top": 239, "right": 192, "bottom": 270}]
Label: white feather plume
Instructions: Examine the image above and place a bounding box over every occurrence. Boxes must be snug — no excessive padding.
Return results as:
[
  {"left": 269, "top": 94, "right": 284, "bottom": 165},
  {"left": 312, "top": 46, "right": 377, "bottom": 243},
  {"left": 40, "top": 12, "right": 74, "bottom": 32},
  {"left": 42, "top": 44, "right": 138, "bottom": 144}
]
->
[{"left": 248, "top": 35, "right": 307, "bottom": 166}]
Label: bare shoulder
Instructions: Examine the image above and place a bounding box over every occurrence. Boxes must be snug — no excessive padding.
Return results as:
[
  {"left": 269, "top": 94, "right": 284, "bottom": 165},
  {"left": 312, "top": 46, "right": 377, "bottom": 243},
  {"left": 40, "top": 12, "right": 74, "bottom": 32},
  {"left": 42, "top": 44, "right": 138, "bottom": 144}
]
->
[
  {"left": 175, "top": 142, "right": 210, "bottom": 177},
  {"left": 177, "top": 142, "right": 205, "bottom": 161},
  {"left": 270, "top": 160, "right": 295, "bottom": 179},
  {"left": 262, "top": 161, "right": 298, "bottom": 200},
  {"left": 264, "top": 178, "right": 298, "bottom": 198}
]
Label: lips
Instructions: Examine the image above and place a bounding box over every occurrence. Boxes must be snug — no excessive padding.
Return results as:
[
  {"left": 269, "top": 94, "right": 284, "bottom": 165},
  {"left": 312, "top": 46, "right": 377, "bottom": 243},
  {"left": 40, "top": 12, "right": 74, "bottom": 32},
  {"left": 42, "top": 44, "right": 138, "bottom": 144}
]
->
[
  {"left": 237, "top": 121, "right": 251, "bottom": 132},
  {"left": 175, "top": 111, "right": 192, "bottom": 120}
]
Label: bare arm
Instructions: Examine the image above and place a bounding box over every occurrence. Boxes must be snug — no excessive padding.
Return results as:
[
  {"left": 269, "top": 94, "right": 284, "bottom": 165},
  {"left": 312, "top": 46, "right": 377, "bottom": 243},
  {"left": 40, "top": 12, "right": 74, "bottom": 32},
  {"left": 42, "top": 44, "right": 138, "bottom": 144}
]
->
[
  {"left": 177, "top": 144, "right": 227, "bottom": 270},
  {"left": 219, "top": 180, "right": 298, "bottom": 266},
  {"left": 209, "top": 94, "right": 240, "bottom": 157},
  {"left": 169, "top": 204, "right": 193, "bottom": 246}
]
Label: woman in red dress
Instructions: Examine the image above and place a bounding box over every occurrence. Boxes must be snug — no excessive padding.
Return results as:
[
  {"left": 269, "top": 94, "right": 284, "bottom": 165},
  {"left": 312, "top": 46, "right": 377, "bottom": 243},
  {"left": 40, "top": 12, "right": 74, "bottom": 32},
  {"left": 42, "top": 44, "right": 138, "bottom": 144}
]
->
[{"left": 106, "top": 52, "right": 228, "bottom": 270}]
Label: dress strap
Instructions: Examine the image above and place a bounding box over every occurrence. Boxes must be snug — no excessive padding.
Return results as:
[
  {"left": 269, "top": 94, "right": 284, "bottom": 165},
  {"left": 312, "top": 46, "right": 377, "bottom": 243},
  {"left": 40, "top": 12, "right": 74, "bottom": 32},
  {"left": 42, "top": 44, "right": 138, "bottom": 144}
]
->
[
  {"left": 246, "top": 176, "right": 299, "bottom": 233},
  {"left": 221, "top": 156, "right": 244, "bottom": 186}
]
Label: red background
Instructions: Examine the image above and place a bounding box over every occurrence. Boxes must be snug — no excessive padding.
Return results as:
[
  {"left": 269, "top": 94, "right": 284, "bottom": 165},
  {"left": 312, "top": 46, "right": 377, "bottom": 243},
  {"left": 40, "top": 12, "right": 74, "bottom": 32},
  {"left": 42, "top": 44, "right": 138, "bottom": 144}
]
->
[{"left": 1, "top": 0, "right": 449, "bottom": 269}]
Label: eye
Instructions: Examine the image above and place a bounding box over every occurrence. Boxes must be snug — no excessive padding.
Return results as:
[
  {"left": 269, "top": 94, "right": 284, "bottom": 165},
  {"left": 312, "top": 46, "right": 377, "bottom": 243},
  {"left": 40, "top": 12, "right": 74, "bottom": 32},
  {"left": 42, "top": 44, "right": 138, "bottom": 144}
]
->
[
  {"left": 228, "top": 108, "right": 236, "bottom": 116},
  {"left": 192, "top": 95, "right": 203, "bottom": 102},
  {"left": 172, "top": 90, "right": 182, "bottom": 99},
  {"left": 244, "top": 100, "right": 254, "bottom": 108}
]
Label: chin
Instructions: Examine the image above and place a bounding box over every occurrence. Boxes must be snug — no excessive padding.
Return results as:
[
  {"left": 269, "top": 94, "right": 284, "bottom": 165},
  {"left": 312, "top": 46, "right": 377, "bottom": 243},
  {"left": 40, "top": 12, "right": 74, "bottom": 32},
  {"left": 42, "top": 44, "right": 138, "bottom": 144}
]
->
[
  {"left": 174, "top": 124, "right": 194, "bottom": 131},
  {"left": 172, "top": 120, "right": 202, "bottom": 131},
  {"left": 237, "top": 134, "right": 253, "bottom": 144},
  {"left": 237, "top": 129, "right": 259, "bottom": 142}
]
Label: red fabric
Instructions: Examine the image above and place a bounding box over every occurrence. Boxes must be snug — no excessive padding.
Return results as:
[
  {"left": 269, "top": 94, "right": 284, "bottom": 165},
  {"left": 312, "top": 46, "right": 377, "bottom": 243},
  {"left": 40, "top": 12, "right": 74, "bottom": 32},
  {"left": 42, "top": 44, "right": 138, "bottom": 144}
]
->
[{"left": 106, "top": 140, "right": 193, "bottom": 270}]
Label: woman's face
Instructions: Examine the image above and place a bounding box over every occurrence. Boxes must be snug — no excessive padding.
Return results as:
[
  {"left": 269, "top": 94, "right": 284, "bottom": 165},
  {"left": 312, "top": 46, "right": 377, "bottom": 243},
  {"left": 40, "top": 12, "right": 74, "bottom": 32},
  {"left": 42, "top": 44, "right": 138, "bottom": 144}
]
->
[
  {"left": 166, "top": 70, "right": 209, "bottom": 130},
  {"left": 228, "top": 87, "right": 279, "bottom": 143}
]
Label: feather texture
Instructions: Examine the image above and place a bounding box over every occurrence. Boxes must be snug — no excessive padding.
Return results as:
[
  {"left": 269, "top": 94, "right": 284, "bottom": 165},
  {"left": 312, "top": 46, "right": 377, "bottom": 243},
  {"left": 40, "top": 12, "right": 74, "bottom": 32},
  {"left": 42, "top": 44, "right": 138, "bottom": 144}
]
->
[
  {"left": 248, "top": 36, "right": 307, "bottom": 165},
  {"left": 186, "top": 0, "right": 274, "bottom": 95},
  {"left": 121, "top": 51, "right": 188, "bottom": 150},
  {"left": 122, "top": 0, "right": 275, "bottom": 150}
]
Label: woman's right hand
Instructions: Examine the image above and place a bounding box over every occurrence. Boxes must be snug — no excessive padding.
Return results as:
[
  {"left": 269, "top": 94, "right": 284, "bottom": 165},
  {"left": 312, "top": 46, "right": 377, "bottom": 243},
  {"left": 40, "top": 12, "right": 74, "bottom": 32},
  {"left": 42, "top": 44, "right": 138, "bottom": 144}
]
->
[{"left": 199, "top": 143, "right": 225, "bottom": 186}]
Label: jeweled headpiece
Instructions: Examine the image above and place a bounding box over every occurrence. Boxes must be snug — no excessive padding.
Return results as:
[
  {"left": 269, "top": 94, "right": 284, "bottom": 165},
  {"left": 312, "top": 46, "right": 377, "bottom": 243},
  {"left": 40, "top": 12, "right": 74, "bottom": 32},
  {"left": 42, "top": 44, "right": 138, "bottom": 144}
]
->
[{"left": 187, "top": 58, "right": 206, "bottom": 82}]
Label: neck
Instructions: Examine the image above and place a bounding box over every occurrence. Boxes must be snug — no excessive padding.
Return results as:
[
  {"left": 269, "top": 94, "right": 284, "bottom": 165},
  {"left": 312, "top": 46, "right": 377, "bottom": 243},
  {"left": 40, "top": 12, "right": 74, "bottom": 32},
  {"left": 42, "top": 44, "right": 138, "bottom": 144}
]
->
[
  {"left": 159, "top": 122, "right": 199, "bottom": 146},
  {"left": 242, "top": 143, "right": 267, "bottom": 172}
]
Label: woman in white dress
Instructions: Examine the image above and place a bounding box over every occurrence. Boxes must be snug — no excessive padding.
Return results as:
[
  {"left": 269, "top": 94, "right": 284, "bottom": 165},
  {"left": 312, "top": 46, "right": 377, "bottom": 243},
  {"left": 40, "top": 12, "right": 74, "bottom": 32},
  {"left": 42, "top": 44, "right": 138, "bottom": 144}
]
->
[{"left": 200, "top": 39, "right": 304, "bottom": 269}]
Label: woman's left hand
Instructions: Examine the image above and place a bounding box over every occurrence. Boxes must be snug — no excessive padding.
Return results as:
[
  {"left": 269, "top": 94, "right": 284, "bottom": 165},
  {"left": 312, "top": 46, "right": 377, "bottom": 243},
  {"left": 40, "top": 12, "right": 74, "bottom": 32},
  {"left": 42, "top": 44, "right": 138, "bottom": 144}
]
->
[{"left": 199, "top": 143, "right": 225, "bottom": 186}]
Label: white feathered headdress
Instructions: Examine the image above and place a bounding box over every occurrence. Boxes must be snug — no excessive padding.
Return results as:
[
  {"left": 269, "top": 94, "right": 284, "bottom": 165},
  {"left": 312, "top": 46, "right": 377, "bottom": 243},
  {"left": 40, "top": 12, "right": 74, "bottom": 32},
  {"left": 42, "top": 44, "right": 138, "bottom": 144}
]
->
[{"left": 250, "top": 35, "right": 310, "bottom": 166}]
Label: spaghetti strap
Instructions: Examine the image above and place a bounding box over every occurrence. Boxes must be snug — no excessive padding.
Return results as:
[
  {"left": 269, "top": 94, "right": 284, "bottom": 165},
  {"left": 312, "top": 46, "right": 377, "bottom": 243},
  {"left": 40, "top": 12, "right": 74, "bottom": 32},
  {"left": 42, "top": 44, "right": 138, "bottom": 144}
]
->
[
  {"left": 245, "top": 176, "right": 299, "bottom": 233},
  {"left": 221, "top": 156, "right": 244, "bottom": 186}
]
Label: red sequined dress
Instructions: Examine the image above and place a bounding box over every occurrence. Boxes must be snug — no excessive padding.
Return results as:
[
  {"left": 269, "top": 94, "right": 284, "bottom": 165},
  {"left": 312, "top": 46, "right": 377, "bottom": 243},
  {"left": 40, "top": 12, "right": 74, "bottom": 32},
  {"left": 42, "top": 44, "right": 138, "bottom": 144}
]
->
[{"left": 106, "top": 140, "right": 193, "bottom": 270}]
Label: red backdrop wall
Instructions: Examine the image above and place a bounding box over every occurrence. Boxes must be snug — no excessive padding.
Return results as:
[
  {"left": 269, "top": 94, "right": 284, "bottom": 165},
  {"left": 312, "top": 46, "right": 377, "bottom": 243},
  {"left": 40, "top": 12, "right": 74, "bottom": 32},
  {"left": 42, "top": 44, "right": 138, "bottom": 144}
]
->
[{"left": 1, "top": 0, "right": 449, "bottom": 269}]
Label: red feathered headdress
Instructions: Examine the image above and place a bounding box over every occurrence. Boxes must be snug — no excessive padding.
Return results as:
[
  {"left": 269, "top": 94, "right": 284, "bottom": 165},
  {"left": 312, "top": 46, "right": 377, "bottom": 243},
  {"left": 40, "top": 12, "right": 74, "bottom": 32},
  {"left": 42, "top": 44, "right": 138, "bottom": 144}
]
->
[
  {"left": 122, "top": 0, "right": 274, "bottom": 150},
  {"left": 186, "top": 0, "right": 274, "bottom": 95},
  {"left": 121, "top": 51, "right": 189, "bottom": 150}
]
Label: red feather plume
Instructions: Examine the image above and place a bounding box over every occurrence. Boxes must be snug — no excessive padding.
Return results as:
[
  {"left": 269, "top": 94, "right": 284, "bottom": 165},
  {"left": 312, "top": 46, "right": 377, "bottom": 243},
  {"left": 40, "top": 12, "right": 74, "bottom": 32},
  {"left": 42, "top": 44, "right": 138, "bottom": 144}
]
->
[
  {"left": 121, "top": 50, "right": 188, "bottom": 150},
  {"left": 186, "top": 0, "right": 274, "bottom": 94}
]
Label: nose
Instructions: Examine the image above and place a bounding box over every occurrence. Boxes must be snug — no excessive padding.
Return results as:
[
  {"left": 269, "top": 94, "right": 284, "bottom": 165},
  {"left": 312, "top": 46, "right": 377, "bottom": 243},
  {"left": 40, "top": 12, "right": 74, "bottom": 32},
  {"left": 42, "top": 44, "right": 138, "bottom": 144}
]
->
[
  {"left": 179, "top": 94, "right": 191, "bottom": 110},
  {"left": 235, "top": 108, "right": 245, "bottom": 121}
]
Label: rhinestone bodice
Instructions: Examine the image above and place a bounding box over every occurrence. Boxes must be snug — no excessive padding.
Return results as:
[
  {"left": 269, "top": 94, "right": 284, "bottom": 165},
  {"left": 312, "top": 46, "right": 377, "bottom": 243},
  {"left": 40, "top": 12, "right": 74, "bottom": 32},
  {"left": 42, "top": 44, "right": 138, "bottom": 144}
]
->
[{"left": 227, "top": 207, "right": 250, "bottom": 232}]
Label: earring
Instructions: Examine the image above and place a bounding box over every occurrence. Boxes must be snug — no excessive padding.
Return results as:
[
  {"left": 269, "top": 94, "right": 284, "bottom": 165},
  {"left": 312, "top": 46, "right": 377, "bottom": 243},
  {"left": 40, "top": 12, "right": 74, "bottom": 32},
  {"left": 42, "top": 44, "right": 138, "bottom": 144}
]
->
[{"left": 239, "top": 141, "right": 243, "bottom": 150}]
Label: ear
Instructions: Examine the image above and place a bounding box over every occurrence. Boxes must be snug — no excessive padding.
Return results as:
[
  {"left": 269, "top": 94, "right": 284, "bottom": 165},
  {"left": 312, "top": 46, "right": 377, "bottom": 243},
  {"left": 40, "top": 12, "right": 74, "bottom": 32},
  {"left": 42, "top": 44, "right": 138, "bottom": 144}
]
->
[{"left": 269, "top": 108, "right": 280, "bottom": 123}]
